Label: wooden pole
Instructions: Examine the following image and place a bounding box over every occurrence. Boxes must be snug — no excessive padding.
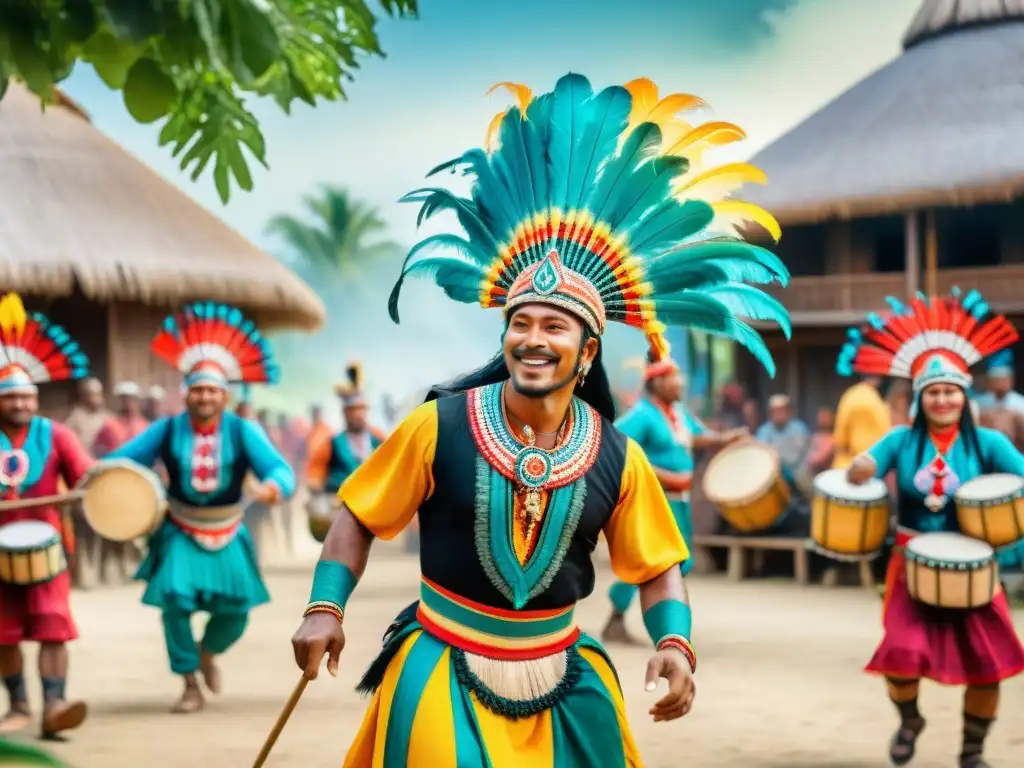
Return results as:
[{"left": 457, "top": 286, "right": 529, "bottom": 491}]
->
[
  {"left": 904, "top": 212, "right": 920, "bottom": 296},
  {"left": 924, "top": 209, "right": 939, "bottom": 296}
]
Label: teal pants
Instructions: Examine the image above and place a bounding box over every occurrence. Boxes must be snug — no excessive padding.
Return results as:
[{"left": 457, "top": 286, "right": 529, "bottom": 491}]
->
[
  {"left": 608, "top": 499, "right": 693, "bottom": 615},
  {"left": 162, "top": 608, "right": 249, "bottom": 675}
]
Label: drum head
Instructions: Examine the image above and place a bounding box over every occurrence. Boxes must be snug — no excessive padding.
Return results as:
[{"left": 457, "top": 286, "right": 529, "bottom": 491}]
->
[
  {"left": 906, "top": 532, "right": 993, "bottom": 563},
  {"left": 0, "top": 520, "right": 59, "bottom": 550},
  {"left": 813, "top": 468, "right": 887, "bottom": 501},
  {"left": 83, "top": 463, "right": 163, "bottom": 542},
  {"left": 956, "top": 473, "right": 1024, "bottom": 502},
  {"left": 704, "top": 441, "right": 777, "bottom": 504}
]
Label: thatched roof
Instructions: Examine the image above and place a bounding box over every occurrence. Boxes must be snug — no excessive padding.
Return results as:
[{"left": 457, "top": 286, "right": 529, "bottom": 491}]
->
[
  {"left": 0, "top": 83, "right": 325, "bottom": 330},
  {"left": 743, "top": 2, "right": 1024, "bottom": 226}
]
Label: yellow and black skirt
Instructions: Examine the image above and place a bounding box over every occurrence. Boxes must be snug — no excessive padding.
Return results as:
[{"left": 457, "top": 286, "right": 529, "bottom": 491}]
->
[{"left": 345, "top": 578, "right": 643, "bottom": 767}]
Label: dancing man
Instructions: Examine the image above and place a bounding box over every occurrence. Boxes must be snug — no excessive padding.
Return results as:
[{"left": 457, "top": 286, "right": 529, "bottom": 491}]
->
[
  {"left": 106, "top": 304, "right": 295, "bottom": 714},
  {"left": 0, "top": 293, "right": 93, "bottom": 739},
  {"left": 602, "top": 352, "right": 745, "bottom": 644},
  {"left": 842, "top": 290, "right": 1024, "bottom": 768},
  {"left": 290, "top": 73, "right": 790, "bottom": 765}
]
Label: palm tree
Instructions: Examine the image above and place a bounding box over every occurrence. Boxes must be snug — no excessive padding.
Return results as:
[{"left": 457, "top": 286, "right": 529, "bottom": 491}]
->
[{"left": 265, "top": 186, "right": 400, "bottom": 283}]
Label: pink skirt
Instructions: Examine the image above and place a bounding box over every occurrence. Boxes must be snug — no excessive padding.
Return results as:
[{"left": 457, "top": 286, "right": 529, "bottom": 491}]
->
[{"left": 866, "top": 543, "right": 1024, "bottom": 685}]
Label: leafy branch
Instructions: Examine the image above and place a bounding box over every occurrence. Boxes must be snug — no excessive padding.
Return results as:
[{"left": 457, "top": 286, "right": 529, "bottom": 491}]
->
[{"left": 0, "top": 0, "right": 418, "bottom": 202}]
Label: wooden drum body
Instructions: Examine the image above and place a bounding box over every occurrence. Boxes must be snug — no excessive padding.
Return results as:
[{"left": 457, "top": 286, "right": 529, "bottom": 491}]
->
[
  {"left": 955, "top": 473, "right": 1024, "bottom": 550},
  {"left": 904, "top": 532, "right": 997, "bottom": 610},
  {"left": 811, "top": 469, "right": 890, "bottom": 559},
  {"left": 305, "top": 493, "right": 337, "bottom": 543},
  {"left": 703, "top": 441, "right": 790, "bottom": 533},
  {"left": 81, "top": 459, "right": 167, "bottom": 542},
  {"left": 0, "top": 521, "right": 66, "bottom": 586}
]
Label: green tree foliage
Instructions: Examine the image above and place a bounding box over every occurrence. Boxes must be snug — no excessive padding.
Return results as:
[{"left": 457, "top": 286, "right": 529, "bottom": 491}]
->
[
  {"left": 0, "top": 1, "right": 418, "bottom": 202},
  {"left": 266, "top": 185, "right": 400, "bottom": 280}
]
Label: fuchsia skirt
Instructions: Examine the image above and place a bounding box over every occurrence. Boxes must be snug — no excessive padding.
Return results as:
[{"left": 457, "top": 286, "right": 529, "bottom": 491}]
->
[{"left": 865, "top": 530, "right": 1024, "bottom": 685}]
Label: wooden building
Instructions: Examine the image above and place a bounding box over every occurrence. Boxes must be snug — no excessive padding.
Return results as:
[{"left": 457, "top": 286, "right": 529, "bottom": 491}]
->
[
  {"left": 736, "top": 0, "right": 1024, "bottom": 422},
  {"left": 0, "top": 84, "right": 324, "bottom": 416}
]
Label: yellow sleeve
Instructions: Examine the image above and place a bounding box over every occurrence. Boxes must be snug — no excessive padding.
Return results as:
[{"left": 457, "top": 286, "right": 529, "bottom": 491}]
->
[
  {"left": 337, "top": 400, "right": 437, "bottom": 540},
  {"left": 305, "top": 431, "right": 332, "bottom": 488},
  {"left": 603, "top": 438, "right": 689, "bottom": 585}
]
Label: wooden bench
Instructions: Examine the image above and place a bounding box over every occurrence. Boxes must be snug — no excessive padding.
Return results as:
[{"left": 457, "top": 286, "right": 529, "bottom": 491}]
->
[
  {"left": 694, "top": 534, "right": 810, "bottom": 585},
  {"left": 693, "top": 534, "right": 876, "bottom": 587}
]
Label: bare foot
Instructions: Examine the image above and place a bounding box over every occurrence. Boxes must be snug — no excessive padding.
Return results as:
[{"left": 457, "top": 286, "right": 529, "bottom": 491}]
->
[
  {"left": 600, "top": 614, "right": 643, "bottom": 646},
  {"left": 41, "top": 700, "right": 87, "bottom": 740},
  {"left": 0, "top": 706, "right": 31, "bottom": 734},
  {"left": 199, "top": 652, "right": 221, "bottom": 695},
  {"left": 170, "top": 685, "right": 205, "bottom": 714}
]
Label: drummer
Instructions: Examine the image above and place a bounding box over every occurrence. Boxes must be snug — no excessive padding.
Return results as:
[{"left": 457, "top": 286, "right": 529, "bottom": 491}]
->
[
  {"left": 105, "top": 304, "right": 295, "bottom": 714},
  {"left": 0, "top": 293, "right": 93, "bottom": 739},
  {"left": 305, "top": 362, "right": 386, "bottom": 498},
  {"left": 841, "top": 289, "right": 1024, "bottom": 768},
  {"left": 601, "top": 352, "right": 746, "bottom": 644}
]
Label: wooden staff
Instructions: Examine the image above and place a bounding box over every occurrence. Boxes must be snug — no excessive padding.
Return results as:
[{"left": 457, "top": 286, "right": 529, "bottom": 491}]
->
[
  {"left": 252, "top": 674, "right": 309, "bottom": 768},
  {"left": 0, "top": 491, "right": 82, "bottom": 511}
]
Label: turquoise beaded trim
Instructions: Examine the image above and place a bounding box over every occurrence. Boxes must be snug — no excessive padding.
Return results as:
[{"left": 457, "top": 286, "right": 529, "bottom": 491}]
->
[{"left": 467, "top": 382, "right": 601, "bottom": 489}]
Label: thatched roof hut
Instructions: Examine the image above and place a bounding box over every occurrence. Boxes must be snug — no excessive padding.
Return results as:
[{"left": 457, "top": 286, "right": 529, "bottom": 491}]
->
[
  {"left": 744, "top": 0, "right": 1024, "bottom": 226},
  {"left": 0, "top": 82, "right": 324, "bottom": 329},
  {"left": 0, "top": 83, "right": 325, "bottom": 413}
]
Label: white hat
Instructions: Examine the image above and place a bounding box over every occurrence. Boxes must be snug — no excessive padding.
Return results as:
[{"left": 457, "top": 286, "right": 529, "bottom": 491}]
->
[
  {"left": 147, "top": 385, "right": 166, "bottom": 400},
  {"left": 114, "top": 381, "right": 141, "bottom": 398}
]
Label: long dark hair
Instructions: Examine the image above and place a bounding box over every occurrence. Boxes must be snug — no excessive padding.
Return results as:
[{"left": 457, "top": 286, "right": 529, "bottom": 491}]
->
[
  {"left": 910, "top": 388, "right": 984, "bottom": 468},
  {"left": 425, "top": 329, "right": 617, "bottom": 422}
]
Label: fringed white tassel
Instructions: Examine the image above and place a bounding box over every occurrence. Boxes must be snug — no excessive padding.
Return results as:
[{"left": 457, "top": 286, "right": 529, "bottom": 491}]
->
[{"left": 465, "top": 650, "right": 567, "bottom": 702}]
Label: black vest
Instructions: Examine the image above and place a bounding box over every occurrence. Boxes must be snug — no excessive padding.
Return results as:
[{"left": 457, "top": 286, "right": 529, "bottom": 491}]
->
[
  {"left": 158, "top": 416, "right": 248, "bottom": 506},
  {"left": 418, "top": 392, "right": 628, "bottom": 610}
]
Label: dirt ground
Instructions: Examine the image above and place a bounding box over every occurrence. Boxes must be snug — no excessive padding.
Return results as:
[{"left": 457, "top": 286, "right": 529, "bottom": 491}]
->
[{"left": 14, "top": 539, "right": 1024, "bottom": 768}]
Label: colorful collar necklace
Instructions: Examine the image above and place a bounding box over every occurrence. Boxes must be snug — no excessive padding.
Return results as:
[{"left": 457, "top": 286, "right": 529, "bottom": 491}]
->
[{"left": 467, "top": 382, "right": 602, "bottom": 490}]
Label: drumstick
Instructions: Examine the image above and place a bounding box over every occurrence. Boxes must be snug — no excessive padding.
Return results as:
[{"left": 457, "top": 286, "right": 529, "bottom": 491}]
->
[
  {"left": 0, "top": 492, "right": 83, "bottom": 511},
  {"left": 252, "top": 674, "right": 309, "bottom": 768}
]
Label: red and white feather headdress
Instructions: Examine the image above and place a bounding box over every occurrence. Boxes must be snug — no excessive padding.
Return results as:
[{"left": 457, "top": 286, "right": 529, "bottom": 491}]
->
[{"left": 837, "top": 288, "right": 1018, "bottom": 393}]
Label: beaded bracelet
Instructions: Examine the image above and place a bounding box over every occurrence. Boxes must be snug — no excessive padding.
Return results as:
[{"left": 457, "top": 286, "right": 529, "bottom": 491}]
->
[
  {"left": 304, "top": 600, "right": 344, "bottom": 624},
  {"left": 305, "top": 561, "right": 358, "bottom": 622},
  {"left": 657, "top": 634, "right": 697, "bottom": 674}
]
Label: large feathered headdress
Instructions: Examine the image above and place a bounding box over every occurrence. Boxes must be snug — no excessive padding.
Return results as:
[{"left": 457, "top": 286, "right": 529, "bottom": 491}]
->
[
  {"left": 837, "top": 288, "right": 1019, "bottom": 393},
  {"left": 0, "top": 293, "right": 89, "bottom": 395},
  {"left": 388, "top": 74, "right": 791, "bottom": 373},
  {"left": 335, "top": 362, "right": 366, "bottom": 408},
  {"left": 150, "top": 303, "right": 280, "bottom": 390}
]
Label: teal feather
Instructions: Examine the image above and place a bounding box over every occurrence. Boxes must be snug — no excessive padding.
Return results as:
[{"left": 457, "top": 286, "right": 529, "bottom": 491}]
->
[
  {"left": 644, "top": 240, "right": 788, "bottom": 295},
  {"left": 702, "top": 284, "right": 792, "bottom": 339},
  {"left": 583, "top": 122, "right": 663, "bottom": 227},
  {"left": 401, "top": 188, "right": 501, "bottom": 260},
  {"left": 388, "top": 254, "right": 485, "bottom": 322},
  {"left": 563, "top": 86, "right": 632, "bottom": 218},
  {"left": 605, "top": 155, "right": 689, "bottom": 237},
  {"left": 626, "top": 198, "right": 713, "bottom": 254},
  {"left": 549, "top": 73, "right": 595, "bottom": 213},
  {"left": 648, "top": 294, "right": 776, "bottom": 376}
]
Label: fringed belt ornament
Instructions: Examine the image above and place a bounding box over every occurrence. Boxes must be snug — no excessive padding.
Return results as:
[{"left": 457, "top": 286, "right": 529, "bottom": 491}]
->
[
  {"left": 169, "top": 502, "right": 244, "bottom": 551},
  {"left": 416, "top": 578, "right": 583, "bottom": 718}
]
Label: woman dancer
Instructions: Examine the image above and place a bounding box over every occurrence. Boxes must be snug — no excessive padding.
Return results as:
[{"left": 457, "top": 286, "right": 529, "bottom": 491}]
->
[{"left": 842, "top": 289, "right": 1024, "bottom": 768}]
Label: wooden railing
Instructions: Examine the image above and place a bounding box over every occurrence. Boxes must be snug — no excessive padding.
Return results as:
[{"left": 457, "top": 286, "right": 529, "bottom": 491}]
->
[
  {"left": 763, "top": 267, "right": 1024, "bottom": 319},
  {"left": 764, "top": 273, "right": 906, "bottom": 315}
]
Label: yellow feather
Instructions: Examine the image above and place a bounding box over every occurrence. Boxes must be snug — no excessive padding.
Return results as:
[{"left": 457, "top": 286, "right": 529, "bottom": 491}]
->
[
  {"left": 674, "top": 162, "right": 768, "bottom": 202},
  {"left": 486, "top": 82, "right": 533, "bottom": 114},
  {"left": 484, "top": 110, "right": 507, "bottom": 152},
  {"left": 623, "top": 78, "right": 659, "bottom": 119},
  {"left": 711, "top": 201, "right": 782, "bottom": 243},
  {"left": 0, "top": 293, "right": 27, "bottom": 336},
  {"left": 646, "top": 93, "right": 706, "bottom": 124},
  {"left": 665, "top": 121, "right": 746, "bottom": 157}
]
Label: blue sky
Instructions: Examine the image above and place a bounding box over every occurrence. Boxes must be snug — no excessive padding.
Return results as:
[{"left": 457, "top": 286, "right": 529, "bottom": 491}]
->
[{"left": 59, "top": 0, "right": 922, "bottom": 413}]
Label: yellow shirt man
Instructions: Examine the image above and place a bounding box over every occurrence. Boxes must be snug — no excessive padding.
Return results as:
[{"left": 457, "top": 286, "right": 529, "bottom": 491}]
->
[{"left": 832, "top": 379, "right": 891, "bottom": 470}]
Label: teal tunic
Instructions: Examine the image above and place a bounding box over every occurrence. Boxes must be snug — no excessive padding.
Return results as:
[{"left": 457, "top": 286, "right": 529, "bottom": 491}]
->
[
  {"left": 110, "top": 411, "right": 295, "bottom": 674},
  {"left": 325, "top": 430, "right": 384, "bottom": 494},
  {"left": 867, "top": 425, "right": 1024, "bottom": 568},
  {"left": 608, "top": 398, "right": 701, "bottom": 613}
]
